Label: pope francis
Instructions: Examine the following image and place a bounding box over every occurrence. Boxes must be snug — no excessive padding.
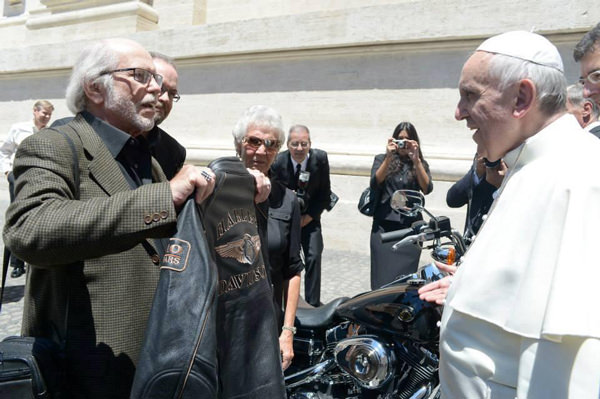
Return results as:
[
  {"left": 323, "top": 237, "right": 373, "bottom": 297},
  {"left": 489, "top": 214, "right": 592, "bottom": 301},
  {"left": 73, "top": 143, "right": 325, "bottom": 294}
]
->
[{"left": 423, "top": 31, "right": 600, "bottom": 398}]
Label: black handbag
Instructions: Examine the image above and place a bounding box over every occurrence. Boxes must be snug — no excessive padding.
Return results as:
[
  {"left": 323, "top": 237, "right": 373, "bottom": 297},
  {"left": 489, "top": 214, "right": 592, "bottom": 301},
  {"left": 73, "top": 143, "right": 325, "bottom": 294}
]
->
[
  {"left": 358, "top": 186, "right": 380, "bottom": 216},
  {"left": 0, "top": 252, "right": 65, "bottom": 399},
  {"left": 0, "top": 336, "right": 65, "bottom": 399},
  {"left": 326, "top": 191, "right": 339, "bottom": 212}
]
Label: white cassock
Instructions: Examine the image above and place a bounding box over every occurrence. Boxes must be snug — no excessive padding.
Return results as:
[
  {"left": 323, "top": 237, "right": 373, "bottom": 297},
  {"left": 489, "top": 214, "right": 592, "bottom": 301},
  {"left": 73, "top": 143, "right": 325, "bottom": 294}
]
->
[{"left": 440, "top": 114, "right": 600, "bottom": 399}]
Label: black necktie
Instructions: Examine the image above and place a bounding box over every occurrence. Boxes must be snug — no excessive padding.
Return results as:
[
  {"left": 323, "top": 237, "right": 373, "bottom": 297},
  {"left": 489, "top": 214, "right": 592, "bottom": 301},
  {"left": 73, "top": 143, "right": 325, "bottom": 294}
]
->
[{"left": 293, "top": 164, "right": 301, "bottom": 189}]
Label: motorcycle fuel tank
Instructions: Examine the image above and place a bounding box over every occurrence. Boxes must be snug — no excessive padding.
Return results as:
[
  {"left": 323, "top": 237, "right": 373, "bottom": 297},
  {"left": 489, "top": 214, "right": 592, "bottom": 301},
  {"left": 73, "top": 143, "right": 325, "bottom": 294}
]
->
[{"left": 335, "top": 282, "right": 442, "bottom": 344}]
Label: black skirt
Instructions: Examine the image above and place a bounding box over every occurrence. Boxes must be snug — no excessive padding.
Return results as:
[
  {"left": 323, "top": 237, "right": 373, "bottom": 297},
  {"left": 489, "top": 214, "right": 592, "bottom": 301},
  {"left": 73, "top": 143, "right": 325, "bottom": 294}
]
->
[{"left": 369, "top": 219, "right": 421, "bottom": 290}]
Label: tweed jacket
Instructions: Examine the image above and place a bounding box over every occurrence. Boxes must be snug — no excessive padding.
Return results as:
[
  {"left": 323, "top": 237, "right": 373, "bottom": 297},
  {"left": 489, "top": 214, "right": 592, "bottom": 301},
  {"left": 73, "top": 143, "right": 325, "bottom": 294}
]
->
[
  {"left": 270, "top": 148, "right": 331, "bottom": 221},
  {"left": 3, "top": 114, "right": 177, "bottom": 398}
]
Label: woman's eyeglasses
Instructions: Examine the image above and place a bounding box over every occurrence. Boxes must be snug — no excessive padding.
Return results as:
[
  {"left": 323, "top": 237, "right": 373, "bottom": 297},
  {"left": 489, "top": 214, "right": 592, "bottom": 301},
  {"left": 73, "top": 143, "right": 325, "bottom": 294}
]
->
[{"left": 243, "top": 136, "right": 281, "bottom": 152}]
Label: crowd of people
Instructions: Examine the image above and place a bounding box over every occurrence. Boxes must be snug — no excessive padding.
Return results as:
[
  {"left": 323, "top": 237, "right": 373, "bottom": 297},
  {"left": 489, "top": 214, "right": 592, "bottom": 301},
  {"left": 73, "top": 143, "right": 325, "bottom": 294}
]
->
[{"left": 1, "top": 21, "right": 600, "bottom": 399}]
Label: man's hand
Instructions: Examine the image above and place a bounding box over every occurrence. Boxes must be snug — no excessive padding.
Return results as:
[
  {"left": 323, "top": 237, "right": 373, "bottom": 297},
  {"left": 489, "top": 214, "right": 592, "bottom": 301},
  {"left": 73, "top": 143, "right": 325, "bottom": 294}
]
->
[
  {"left": 485, "top": 160, "right": 507, "bottom": 188},
  {"left": 300, "top": 214, "right": 313, "bottom": 228},
  {"left": 246, "top": 168, "right": 271, "bottom": 203},
  {"left": 418, "top": 275, "right": 453, "bottom": 305},
  {"left": 475, "top": 155, "right": 486, "bottom": 180},
  {"left": 169, "top": 165, "right": 215, "bottom": 207}
]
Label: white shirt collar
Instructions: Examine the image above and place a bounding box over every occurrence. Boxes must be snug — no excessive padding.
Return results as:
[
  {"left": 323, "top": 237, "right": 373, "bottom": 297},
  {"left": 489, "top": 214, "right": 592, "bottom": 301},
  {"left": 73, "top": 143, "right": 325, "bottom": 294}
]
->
[{"left": 290, "top": 152, "right": 310, "bottom": 171}]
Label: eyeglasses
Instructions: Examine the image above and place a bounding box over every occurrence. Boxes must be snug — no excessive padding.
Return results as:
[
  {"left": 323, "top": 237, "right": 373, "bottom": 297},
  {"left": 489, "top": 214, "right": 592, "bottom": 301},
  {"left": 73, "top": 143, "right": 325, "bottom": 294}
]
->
[
  {"left": 289, "top": 141, "right": 309, "bottom": 148},
  {"left": 102, "top": 68, "right": 164, "bottom": 87},
  {"left": 161, "top": 87, "right": 181, "bottom": 102},
  {"left": 579, "top": 69, "right": 600, "bottom": 85},
  {"left": 243, "top": 136, "right": 281, "bottom": 152}
]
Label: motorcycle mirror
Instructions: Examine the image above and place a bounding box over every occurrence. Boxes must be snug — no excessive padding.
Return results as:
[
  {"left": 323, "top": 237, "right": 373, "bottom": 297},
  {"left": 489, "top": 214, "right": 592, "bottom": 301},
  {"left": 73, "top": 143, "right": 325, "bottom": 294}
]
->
[{"left": 390, "top": 190, "right": 424, "bottom": 217}]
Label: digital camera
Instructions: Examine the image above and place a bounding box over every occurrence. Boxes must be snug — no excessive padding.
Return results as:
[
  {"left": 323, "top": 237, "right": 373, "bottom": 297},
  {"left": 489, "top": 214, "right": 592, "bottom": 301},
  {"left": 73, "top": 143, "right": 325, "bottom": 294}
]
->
[{"left": 393, "top": 139, "right": 407, "bottom": 149}]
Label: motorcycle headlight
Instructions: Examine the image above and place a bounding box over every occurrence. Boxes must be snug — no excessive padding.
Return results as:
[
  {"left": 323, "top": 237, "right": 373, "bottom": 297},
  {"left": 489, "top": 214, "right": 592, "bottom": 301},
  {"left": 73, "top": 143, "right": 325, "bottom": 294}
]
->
[{"left": 334, "top": 336, "right": 395, "bottom": 389}]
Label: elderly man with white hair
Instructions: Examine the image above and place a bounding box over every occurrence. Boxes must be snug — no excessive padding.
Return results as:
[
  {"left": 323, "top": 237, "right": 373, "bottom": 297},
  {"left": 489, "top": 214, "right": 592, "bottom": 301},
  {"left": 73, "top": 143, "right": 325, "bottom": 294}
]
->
[
  {"left": 2, "top": 38, "right": 221, "bottom": 398},
  {"left": 419, "top": 31, "right": 600, "bottom": 398}
]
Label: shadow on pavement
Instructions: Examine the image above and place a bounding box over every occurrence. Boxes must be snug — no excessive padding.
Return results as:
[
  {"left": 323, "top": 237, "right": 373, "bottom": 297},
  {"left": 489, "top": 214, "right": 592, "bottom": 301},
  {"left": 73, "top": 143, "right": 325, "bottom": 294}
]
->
[{"left": 1, "top": 284, "right": 25, "bottom": 305}]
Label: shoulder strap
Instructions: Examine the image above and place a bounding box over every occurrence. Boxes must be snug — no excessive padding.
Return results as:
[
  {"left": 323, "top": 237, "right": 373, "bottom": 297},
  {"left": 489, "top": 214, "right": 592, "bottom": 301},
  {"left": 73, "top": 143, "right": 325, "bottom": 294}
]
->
[
  {"left": 53, "top": 127, "right": 81, "bottom": 198},
  {"left": 0, "top": 248, "right": 10, "bottom": 312}
]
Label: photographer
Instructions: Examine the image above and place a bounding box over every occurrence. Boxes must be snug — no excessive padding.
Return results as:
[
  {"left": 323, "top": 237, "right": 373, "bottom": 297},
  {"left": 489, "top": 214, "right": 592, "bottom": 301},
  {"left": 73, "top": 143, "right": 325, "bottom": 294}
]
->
[{"left": 369, "top": 121, "right": 433, "bottom": 289}]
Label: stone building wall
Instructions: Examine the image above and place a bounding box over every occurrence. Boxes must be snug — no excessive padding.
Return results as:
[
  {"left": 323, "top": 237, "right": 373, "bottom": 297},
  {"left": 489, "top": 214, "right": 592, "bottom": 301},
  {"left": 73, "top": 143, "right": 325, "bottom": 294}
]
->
[{"left": 0, "top": 0, "right": 598, "bottom": 255}]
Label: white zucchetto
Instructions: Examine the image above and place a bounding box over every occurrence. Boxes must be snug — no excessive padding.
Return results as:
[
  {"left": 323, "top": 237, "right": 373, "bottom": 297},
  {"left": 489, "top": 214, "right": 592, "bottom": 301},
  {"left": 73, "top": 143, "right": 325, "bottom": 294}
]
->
[{"left": 477, "top": 30, "right": 564, "bottom": 73}]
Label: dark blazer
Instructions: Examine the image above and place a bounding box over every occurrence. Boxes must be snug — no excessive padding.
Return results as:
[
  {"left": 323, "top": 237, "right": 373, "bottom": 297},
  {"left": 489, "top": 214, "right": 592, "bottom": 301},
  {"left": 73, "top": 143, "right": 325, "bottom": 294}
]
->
[
  {"left": 3, "top": 114, "right": 177, "bottom": 398},
  {"left": 270, "top": 148, "right": 331, "bottom": 221},
  {"left": 446, "top": 165, "right": 497, "bottom": 238},
  {"left": 267, "top": 181, "right": 304, "bottom": 320},
  {"left": 589, "top": 125, "right": 600, "bottom": 139},
  {"left": 149, "top": 126, "right": 186, "bottom": 180}
]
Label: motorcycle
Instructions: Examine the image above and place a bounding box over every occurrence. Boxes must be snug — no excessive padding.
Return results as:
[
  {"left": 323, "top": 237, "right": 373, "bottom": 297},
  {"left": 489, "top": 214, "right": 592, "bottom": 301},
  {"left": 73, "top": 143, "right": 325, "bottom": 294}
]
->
[{"left": 285, "top": 190, "right": 467, "bottom": 399}]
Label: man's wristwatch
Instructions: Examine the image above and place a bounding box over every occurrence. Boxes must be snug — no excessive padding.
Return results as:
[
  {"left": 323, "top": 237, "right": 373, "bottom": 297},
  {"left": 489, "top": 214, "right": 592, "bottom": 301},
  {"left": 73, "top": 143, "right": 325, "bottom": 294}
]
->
[{"left": 282, "top": 325, "right": 297, "bottom": 335}]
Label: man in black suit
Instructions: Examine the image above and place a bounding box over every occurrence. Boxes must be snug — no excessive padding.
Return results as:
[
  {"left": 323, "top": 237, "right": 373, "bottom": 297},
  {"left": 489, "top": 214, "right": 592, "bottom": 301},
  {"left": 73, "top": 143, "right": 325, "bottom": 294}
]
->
[
  {"left": 270, "top": 125, "right": 331, "bottom": 306},
  {"left": 149, "top": 52, "right": 186, "bottom": 179},
  {"left": 446, "top": 154, "right": 505, "bottom": 245}
]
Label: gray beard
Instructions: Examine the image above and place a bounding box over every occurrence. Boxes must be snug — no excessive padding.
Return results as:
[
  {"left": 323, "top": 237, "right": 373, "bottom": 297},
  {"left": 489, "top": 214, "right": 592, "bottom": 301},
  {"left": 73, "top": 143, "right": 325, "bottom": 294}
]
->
[{"left": 105, "top": 85, "right": 155, "bottom": 133}]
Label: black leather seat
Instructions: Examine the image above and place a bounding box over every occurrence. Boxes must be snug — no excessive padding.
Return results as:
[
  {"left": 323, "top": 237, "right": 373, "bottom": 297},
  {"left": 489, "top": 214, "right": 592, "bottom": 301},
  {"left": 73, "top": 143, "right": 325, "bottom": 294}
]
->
[{"left": 295, "top": 297, "right": 349, "bottom": 329}]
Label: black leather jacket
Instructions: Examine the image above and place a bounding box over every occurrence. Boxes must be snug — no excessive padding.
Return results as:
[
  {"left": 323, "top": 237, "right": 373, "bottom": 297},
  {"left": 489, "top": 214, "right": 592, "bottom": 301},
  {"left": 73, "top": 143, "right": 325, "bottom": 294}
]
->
[
  {"left": 131, "top": 157, "right": 285, "bottom": 399},
  {"left": 130, "top": 196, "right": 218, "bottom": 398}
]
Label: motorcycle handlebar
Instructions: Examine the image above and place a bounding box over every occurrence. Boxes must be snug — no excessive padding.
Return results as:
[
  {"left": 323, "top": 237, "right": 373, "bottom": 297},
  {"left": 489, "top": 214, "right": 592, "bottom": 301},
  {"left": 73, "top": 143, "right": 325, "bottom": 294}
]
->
[
  {"left": 380, "top": 220, "right": 427, "bottom": 244},
  {"left": 380, "top": 227, "right": 414, "bottom": 243}
]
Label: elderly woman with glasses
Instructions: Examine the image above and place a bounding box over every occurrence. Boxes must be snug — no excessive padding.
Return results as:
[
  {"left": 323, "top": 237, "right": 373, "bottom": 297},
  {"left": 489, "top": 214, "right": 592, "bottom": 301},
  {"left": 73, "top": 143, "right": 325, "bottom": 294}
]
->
[{"left": 232, "top": 105, "right": 304, "bottom": 371}]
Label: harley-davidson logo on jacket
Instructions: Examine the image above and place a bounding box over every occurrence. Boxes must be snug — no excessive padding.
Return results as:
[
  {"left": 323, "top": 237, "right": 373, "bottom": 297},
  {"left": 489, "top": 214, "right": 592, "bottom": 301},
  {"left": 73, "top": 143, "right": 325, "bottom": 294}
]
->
[{"left": 214, "top": 208, "right": 268, "bottom": 296}]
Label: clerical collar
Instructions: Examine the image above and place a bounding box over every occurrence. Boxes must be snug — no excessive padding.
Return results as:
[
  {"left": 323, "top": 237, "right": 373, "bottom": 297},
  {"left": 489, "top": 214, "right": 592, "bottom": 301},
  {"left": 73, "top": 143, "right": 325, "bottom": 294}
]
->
[
  {"left": 504, "top": 114, "right": 576, "bottom": 172},
  {"left": 291, "top": 152, "right": 309, "bottom": 171}
]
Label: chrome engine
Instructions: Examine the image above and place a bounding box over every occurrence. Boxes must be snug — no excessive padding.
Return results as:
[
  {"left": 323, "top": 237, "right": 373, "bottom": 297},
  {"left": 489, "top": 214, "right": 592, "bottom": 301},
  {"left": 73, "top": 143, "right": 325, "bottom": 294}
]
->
[{"left": 334, "top": 336, "right": 395, "bottom": 389}]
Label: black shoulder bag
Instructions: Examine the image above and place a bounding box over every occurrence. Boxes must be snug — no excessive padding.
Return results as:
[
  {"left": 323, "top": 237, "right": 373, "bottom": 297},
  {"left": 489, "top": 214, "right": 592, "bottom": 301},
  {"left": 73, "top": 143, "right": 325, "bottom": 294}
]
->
[{"left": 358, "top": 186, "right": 381, "bottom": 217}]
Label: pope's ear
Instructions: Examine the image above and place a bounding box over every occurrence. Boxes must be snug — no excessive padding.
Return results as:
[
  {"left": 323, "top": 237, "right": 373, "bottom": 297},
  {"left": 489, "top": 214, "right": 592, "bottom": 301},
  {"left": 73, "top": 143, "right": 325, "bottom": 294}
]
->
[
  {"left": 83, "top": 79, "right": 105, "bottom": 105},
  {"left": 513, "top": 79, "right": 535, "bottom": 118}
]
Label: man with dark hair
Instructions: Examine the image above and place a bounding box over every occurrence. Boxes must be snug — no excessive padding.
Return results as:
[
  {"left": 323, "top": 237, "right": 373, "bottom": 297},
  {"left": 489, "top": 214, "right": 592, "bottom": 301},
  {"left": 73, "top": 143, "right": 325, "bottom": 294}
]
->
[
  {"left": 3, "top": 38, "right": 218, "bottom": 398},
  {"left": 148, "top": 52, "right": 187, "bottom": 179},
  {"left": 0, "top": 99, "right": 54, "bottom": 278},
  {"left": 270, "top": 125, "right": 331, "bottom": 307}
]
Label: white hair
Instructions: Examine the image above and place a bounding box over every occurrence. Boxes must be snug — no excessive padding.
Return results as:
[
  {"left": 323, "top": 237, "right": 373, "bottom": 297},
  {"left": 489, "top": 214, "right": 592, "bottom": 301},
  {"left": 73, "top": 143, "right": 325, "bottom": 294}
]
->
[
  {"left": 65, "top": 40, "right": 120, "bottom": 114},
  {"left": 486, "top": 52, "right": 566, "bottom": 116},
  {"left": 232, "top": 105, "right": 285, "bottom": 145}
]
